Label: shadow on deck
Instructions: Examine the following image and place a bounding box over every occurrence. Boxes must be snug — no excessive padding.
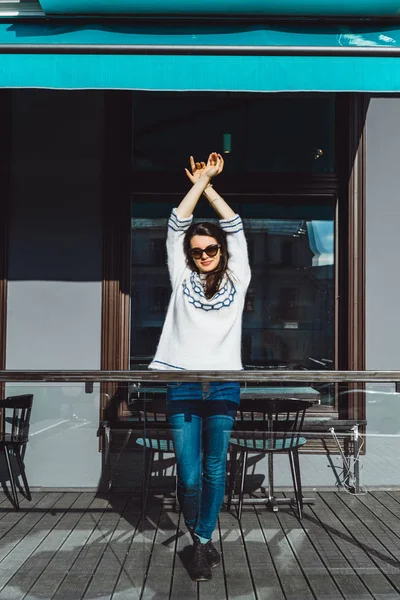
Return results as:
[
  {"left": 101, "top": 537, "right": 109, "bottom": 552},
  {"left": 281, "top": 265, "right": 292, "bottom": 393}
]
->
[{"left": 0, "top": 489, "right": 400, "bottom": 599}]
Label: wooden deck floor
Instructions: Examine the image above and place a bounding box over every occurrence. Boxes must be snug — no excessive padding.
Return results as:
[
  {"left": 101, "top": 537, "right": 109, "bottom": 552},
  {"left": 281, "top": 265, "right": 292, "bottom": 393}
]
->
[{"left": 1, "top": 491, "right": 400, "bottom": 599}]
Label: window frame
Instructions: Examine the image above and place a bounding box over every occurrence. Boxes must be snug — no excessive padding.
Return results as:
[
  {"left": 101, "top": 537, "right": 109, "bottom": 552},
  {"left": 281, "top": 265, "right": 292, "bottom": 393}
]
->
[
  {"left": 0, "top": 90, "right": 11, "bottom": 402},
  {"left": 101, "top": 91, "right": 366, "bottom": 425}
]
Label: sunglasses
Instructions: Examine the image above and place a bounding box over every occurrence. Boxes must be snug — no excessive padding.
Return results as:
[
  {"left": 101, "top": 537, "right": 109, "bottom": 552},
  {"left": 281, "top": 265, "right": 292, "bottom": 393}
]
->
[{"left": 189, "top": 244, "right": 221, "bottom": 260}]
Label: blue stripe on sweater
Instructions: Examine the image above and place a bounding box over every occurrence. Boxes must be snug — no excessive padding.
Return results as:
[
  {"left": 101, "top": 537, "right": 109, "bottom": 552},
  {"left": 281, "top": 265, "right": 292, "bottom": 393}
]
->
[
  {"left": 151, "top": 360, "right": 185, "bottom": 370},
  {"left": 220, "top": 215, "right": 241, "bottom": 225},
  {"left": 168, "top": 223, "right": 181, "bottom": 232},
  {"left": 221, "top": 227, "right": 244, "bottom": 234},
  {"left": 171, "top": 210, "right": 192, "bottom": 223},
  {"left": 169, "top": 216, "right": 190, "bottom": 231}
]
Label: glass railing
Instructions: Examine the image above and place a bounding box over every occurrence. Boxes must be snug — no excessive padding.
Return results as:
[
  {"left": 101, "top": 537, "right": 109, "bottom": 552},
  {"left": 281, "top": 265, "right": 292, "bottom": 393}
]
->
[
  {"left": 0, "top": 369, "right": 398, "bottom": 492},
  {"left": 1, "top": 369, "right": 400, "bottom": 587}
]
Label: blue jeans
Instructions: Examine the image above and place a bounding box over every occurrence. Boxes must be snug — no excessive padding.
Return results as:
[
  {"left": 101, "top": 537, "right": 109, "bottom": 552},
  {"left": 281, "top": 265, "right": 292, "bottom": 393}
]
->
[{"left": 166, "top": 382, "right": 239, "bottom": 540}]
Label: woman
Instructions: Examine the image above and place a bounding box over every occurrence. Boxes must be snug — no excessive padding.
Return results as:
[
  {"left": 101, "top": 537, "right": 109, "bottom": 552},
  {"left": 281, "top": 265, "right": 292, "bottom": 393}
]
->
[{"left": 149, "top": 152, "right": 251, "bottom": 581}]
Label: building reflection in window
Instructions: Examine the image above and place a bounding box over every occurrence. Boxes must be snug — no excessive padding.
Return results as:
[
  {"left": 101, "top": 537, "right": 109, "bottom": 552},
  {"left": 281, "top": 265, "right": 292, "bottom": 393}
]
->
[{"left": 130, "top": 211, "right": 334, "bottom": 372}]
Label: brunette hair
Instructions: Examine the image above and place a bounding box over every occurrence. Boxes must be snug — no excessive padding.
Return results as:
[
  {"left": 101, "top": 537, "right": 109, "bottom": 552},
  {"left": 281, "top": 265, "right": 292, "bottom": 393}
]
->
[{"left": 183, "top": 222, "right": 229, "bottom": 299}]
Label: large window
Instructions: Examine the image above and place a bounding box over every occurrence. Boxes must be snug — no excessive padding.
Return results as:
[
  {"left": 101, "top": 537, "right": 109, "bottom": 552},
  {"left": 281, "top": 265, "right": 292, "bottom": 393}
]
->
[
  {"left": 130, "top": 91, "right": 336, "bottom": 367},
  {"left": 129, "top": 92, "right": 338, "bottom": 411}
]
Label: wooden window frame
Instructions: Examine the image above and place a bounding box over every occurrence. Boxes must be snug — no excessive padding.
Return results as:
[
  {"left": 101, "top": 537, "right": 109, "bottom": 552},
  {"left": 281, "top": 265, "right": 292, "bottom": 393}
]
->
[
  {"left": 0, "top": 90, "right": 11, "bottom": 401},
  {"left": 101, "top": 91, "right": 366, "bottom": 423},
  {"left": 100, "top": 92, "right": 132, "bottom": 419}
]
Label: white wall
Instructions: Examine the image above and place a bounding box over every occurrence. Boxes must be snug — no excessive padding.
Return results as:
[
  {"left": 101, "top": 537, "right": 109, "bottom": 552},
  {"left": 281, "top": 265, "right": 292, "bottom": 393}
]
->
[
  {"left": 5, "top": 90, "right": 104, "bottom": 488},
  {"left": 361, "top": 97, "right": 400, "bottom": 487},
  {"left": 366, "top": 97, "right": 400, "bottom": 370}
]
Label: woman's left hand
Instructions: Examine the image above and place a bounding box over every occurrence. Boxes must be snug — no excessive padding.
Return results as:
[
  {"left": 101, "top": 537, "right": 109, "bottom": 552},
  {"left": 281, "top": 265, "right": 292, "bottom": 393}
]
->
[{"left": 185, "top": 152, "right": 224, "bottom": 185}]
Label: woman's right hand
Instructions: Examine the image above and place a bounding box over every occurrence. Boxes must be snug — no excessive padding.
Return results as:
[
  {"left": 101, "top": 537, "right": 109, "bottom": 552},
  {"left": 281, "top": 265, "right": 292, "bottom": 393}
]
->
[{"left": 185, "top": 152, "right": 224, "bottom": 185}]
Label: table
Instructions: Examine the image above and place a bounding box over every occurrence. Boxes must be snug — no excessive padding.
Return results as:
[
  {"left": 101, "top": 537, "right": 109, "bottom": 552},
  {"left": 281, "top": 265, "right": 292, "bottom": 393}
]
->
[
  {"left": 128, "top": 385, "right": 321, "bottom": 404},
  {"left": 103, "top": 385, "right": 321, "bottom": 496},
  {"left": 240, "top": 386, "right": 320, "bottom": 403}
]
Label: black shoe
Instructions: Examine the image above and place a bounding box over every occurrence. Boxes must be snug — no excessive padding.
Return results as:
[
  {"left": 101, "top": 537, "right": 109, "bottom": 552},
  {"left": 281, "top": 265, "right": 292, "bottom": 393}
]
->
[
  {"left": 203, "top": 540, "right": 221, "bottom": 568},
  {"left": 190, "top": 537, "right": 212, "bottom": 581}
]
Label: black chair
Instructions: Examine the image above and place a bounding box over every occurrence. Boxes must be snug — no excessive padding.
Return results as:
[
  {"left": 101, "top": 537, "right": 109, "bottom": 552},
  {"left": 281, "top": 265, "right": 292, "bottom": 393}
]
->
[
  {"left": 0, "top": 394, "right": 33, "bottom": 509},
  {"left": 133, "top": 397, "right": 177, "bottom": 513},
  {"left": 227, "top": 398, "right": 312, "bottom": 519}
]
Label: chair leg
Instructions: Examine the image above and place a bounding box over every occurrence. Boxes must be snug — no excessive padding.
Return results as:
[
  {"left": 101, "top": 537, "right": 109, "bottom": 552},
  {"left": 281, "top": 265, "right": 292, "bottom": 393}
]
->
[
  {"left": 268, "top": 453, "right": 278, "bottom": 512},
  {"left": 14, "top": 447, "right": 31, "bottom": 501},
  {"left": 142, "top": 451, "right": 155, "bottom": 517},
  {"left": 237, "top": 451, "right": 248, "bottom": 521},
  {"left": 293, "top": 449, "right": 304, "bottom": 517},
  {"left": 4, "top": 446, "right": 19, "bottom": 509},
  {"left": 173, "top": 471, "right": 179, "bottom": 513},
  {"left": 112, "top": 430, "right": 132, "bottom": 490},
  {"left": 289, "top": 449, "right": 304, "bottom": 519},
  {"left": 227, "top": 445, "right": 238, "bottom": 512}
]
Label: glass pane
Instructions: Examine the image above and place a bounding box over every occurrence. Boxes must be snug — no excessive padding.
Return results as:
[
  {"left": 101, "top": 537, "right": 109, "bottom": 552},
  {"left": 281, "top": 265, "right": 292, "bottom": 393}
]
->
[
  {"left": 133, "top": 92, "right": 335, "bottom": 173},
  {"left": 240, "top": 202, "right": 335, "bottom": 375},
  {"left": 130, "top": 195, "right": 335, "bottom": 379}
]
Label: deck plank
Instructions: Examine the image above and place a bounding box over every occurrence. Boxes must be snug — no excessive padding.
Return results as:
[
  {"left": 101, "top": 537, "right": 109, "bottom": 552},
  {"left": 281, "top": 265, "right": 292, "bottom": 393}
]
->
[
  {"left": 386, "top": 491, "right": 400, "bottom": 506},
  {"left": 337, "top": 492, "right": 400, "bottom": 591},
  {"left": 141, "top": 507, "right": 179, "bottom": 600},
  {"left": 20, "top": 493, "right": 97, "bottom": 600},
  {"left": 111, "top": 502, "right": 163, "bottom": 600},
  {"left": 372, "top": 491, "right": 400, "bottom": 518},
  {"left": 0, "top": 492, "right": 62, "bottom": 567},
  {"left": 219, "top": 507, "right": 257, "bottom": 600},
  {"left": 256, "top": 504, "right": 314, "bottom": 600},
  {"left": 276, "top": 500, "right": 343, "bottom": 600},
  {"left": 318, "top": 492, "right": 400, "bottom": 599},
  {"left": 358, "top": 492, "right": 400, "bottom": 540},
  {"left": 197, "top": 518, "right": 227, "bottom": 600},
  {"left": 169, "top": 514, "right": 197, "bottom": 600},
  {"left": 24, "top": 495, "right": 111, "bottom": 600},
  {"left": 82, "top": 496, "right": 141, "bottom": 600},
  {"left": 0, "top": 492, "right": 398, "bottom": 600},
  {"left": 286, "top": 495, "right": 372, "bottom": 600},
  {"left": 0, "top": 492, "right": 47, "bottom": 537},
  {"left": 234, "top": 506, "right": 284, "bottom": 600},
  {"left": 219, "top": 506, "right": 256, "bottom": 600},
  {"left": 0, "top": 492, "right": 82, "bottom": 599},
  {"left": 52, "top": 494, "right": 130, "bottom": 600},
  {"left": 0, "top": 492, "right": 20, "bottom": 518}
]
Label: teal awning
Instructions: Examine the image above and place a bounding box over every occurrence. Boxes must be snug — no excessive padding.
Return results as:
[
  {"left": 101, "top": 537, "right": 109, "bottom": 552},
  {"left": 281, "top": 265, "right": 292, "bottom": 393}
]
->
[
  {"left": 2, "top": 23, "right": 400, "bottom": 91},
  {"left": 38, "top": 0, "right": 400, "bottom": 18}
]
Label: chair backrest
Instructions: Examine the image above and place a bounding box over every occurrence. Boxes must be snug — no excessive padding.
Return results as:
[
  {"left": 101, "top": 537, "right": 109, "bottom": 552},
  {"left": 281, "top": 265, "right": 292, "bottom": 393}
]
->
[
  {"left": 130, "top": 397, "right": 172, "bottom": 449},
  {"left": 235, "top": 397, "right": 313, "bottom": 451},
  {"left": 130, "top": 397, "right": 168, "bottom": 424},
  {"left": 0, "top": 394, "right": 34, "bottom": 442}
]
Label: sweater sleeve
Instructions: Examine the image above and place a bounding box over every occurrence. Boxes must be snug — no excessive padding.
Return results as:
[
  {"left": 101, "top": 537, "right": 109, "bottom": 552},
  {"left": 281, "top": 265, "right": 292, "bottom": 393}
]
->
[
  {"left": 167, "top": 208, "right": 193, "bottom": 287},
  {"left": 219, "top": 214, "right": 251, "bottom": 286}
]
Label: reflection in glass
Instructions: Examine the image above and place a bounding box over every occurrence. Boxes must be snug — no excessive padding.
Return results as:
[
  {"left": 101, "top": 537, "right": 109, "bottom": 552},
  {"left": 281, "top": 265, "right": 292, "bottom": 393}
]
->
[
  {"left": 241, "top": 214, "right": 334, "bottom": 371},
  {"left": 130, "top": 199, "right": 335, "bottom": 375},
  {"left": 132, "top": 93, "right": 335, "bottom": 174}
]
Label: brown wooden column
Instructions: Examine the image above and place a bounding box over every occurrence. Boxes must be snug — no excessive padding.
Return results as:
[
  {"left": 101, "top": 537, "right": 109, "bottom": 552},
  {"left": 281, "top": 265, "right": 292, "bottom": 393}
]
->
[
  {"left": 101, "top": 91, "right": 132, "bottom": 420},
  {"left": 0, "top": 90, "right": 12, "bottom": 400},
  {"left": 336, "top": 93, "right": 367, "bottom": 421}
]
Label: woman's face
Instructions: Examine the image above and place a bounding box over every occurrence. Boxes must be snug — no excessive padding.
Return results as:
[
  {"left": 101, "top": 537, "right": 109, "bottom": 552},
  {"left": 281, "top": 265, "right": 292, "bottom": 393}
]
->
[{"left": 190, "top": 235, "right": 221, "bottom": 274}]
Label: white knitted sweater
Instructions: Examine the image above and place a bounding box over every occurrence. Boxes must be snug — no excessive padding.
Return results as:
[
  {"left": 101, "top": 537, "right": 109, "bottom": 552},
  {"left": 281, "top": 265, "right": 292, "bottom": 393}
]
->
[{"left": 149, "top": 208, "right": 251, "bottom": 371}]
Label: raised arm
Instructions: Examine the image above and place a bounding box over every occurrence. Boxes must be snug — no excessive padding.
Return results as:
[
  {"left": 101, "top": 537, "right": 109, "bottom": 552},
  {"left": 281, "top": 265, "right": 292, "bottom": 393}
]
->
[
  {"left": 186, "top": 153, "right": 235, "bottom": 220},
  {"left": 167, "top": 153, "right": 224, "bottom": 286},
  {"left": 187, "top": 154, "right": 250, "bottom": 285},
  {"left": 203, "top": 183, "right": 236, "bottom": 220},
  {"left": 177, "top": 152, "right": 223, "bottom": 219}
]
